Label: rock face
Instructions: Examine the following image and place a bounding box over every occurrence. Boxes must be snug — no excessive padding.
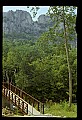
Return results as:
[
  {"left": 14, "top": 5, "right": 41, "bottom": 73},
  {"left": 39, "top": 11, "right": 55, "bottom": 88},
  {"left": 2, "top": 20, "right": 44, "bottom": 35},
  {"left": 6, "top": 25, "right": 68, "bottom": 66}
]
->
[
  {"left": 3, "top": 10, "right": 54, "bottom": 39},
  {"left": 38, "top": 15, "right": 51, "bottom": 24}
]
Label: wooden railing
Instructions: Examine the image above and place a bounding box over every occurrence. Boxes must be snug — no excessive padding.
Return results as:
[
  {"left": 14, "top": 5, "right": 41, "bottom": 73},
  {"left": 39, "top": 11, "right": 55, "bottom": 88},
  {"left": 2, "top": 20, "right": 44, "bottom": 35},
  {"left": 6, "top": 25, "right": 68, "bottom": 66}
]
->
[
  {"left": 2, "top": 85, "right": 28, "bottom": 114},
  {"left": 2, "top": 82, "right": 44, "bottom": 114}
]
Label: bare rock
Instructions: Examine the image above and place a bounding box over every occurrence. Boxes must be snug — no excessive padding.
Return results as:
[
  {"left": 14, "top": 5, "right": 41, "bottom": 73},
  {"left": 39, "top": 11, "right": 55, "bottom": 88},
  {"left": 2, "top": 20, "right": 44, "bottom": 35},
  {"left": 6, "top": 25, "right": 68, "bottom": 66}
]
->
[{"left": 3, "top": 10, "right": 54, "bottom": 39}]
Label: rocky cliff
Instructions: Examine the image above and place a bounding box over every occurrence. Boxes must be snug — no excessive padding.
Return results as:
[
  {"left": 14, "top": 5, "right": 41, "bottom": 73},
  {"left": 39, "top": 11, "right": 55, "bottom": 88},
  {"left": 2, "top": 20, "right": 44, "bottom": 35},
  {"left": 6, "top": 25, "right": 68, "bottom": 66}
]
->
[{"left": 3, "top": 10, "right": 54, "bottom": 40}]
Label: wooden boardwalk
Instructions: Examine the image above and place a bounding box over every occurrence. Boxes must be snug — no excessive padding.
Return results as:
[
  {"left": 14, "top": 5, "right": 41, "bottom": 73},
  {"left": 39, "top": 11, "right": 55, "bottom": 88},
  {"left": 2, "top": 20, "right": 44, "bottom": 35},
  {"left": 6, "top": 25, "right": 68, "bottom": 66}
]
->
[{"left": 2, "top": 82, "right": 44, "bottom": 116}]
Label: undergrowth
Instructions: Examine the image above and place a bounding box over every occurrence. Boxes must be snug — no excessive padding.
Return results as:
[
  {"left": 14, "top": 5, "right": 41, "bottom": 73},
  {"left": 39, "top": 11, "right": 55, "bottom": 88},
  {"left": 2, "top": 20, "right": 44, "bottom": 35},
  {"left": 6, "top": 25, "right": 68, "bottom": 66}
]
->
[{"left": 44, "top": 100, "right": 77, "bottom": 117}]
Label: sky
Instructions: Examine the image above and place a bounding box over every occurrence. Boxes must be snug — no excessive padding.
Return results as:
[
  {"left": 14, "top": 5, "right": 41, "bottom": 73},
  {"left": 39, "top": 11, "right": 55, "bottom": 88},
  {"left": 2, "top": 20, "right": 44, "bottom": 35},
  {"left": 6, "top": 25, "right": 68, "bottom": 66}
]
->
[{"left": 3, "top": 6, "right": 50, "bottom": 21}]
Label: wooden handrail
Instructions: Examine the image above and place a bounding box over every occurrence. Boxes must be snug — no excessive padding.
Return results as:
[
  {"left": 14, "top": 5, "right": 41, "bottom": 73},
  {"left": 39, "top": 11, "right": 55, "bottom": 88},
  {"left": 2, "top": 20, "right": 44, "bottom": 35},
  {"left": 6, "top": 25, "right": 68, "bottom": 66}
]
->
[
  {"left": 2, "top": 85, "right": 28, "bottom": 114},
  {"left": 11, "top": 83, "right": 41, "bottom": 103},
  {"left": 2, "top": 82, "right": 44, "bottom": 114},
  {"left": 3, "top": 82, "right": 41, "bottom": 102}
]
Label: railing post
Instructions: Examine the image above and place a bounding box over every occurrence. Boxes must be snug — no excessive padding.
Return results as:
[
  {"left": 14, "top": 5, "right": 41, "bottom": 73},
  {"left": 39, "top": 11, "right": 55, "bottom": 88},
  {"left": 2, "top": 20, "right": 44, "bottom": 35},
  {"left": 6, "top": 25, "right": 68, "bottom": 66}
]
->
[
  {"left": 20, "top": 90, "right": 23, "bottom": 99},
  {"left": 3, "top": 80, "right": 4, "bottom": 88},
  {"left": 9, "top": 83, "right": 11, "bottom": 90},
  {"left": 18, "top": 90, "right": 20, "bottom": 96},
  {"left": 33, "top": 100, "right": 34, "bottom": 107},
  {"left": 22, "top": 101, "right": 24, "bottom": 112},
  {"left": 9, "top": 90, "right": 10, "bottom": 100},
  {"left": 27, "top": 104, "right": 28, "bottom": 114},
  {"left": 12, "top": 93, "right": 13, "bottom": 102},
  {"left": 43, "top": 103, "right": 44, "bottom": 114},
  {"left": 8, "top": 80, "right": 9, "bottom": 90},
  {"left": 9, "top": 83, "right": 10, "bottom": 90},
  {"left": 11, "top": 83, "right": 12, "bottom": 91},
  {"left": 13, "top": 86, "right": 15, "bottom": 92},
  {"left": 18, "top": 98, "right": 20, "bottom": 108},
  {"left": 40, "top": 102, "right": 42, "bottom": 113},
  {"left": 15, "top": 95, "right": 16, "bottom": 105},
  {"left": 4, "top": 87, "right": 5, "bottom": 96},
  {"left": 28, "top": 98, "right": 30, "bottom": 104},
  {"left": 38, "top": 102, "right": 39, "bottom": 111},
  {"left": 23, "top": 94, "right": 25, "bottom": 101},
  {"left": 25, "top": 94, "right": 26, "bottom": 101},
  {"left": 15, "top": 87, "right": 16, "bottom": 94},
  {"left": 32, "top": 103, "right": 33, "bottom": 115},
  {"left": 6, "top": 89, "right": 8, "bottom": 97}
]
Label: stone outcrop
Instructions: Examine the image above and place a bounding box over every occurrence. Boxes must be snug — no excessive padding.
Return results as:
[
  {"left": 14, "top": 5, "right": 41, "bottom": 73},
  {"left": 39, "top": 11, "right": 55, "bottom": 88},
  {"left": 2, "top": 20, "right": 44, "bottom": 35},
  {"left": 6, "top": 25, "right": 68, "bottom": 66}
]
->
[
  {"left": 38, "top": 14, "right": 52, "bottom": 24},
  {"left": 3, "top": 10, "right": 54, "bottom": 39}
]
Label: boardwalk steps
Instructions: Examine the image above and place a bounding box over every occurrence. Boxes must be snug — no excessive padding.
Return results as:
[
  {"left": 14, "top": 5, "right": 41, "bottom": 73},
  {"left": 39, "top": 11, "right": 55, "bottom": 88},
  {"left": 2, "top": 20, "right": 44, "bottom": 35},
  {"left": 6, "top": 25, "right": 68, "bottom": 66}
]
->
[{"left": 2, "top": 82, "right": 44, "bottom": 116}]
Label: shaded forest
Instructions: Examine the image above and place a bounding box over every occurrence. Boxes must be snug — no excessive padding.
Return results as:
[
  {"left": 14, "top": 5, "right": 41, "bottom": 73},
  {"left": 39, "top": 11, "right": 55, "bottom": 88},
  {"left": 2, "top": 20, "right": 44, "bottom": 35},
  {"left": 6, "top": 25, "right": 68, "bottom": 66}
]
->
[{"left": 3, "top": 35, "right": 77, "bottom": 103}]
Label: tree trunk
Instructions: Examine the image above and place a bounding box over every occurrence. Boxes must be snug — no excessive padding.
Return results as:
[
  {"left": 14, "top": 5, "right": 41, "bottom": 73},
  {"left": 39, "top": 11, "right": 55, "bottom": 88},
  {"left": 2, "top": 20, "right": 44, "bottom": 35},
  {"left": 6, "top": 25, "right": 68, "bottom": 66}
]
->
[{"left": 63, "top": 6, "right": 72, "bottom": 107}]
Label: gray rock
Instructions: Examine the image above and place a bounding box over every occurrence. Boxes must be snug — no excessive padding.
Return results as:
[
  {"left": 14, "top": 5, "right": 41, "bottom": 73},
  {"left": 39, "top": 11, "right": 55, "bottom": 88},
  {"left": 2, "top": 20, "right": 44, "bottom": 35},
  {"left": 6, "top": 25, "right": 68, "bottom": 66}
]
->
[
  {"left": 3, "top": 10, "right": 54, "bottom": 39},
  {"left": 3, "top": 10, "right": 76, "bottom": 48},
  {"left": 38, "top": 14, "right": 51, "bottom": 24}
]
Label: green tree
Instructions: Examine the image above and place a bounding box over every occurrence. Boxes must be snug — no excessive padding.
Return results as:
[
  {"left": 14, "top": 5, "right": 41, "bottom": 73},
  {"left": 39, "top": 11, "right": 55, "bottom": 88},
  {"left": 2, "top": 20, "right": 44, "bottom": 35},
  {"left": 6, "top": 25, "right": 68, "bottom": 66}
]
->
[{"left": 28, "top": 6, "right": 77, "bottom": 106}]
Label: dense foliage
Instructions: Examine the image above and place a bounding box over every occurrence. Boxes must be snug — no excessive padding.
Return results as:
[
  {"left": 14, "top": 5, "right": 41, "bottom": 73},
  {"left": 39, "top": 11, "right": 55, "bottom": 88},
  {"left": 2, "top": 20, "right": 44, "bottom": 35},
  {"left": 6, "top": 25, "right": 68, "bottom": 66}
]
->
[
  {"left": 45, "top": 101, "right": 77, "bottom": 117},
  {"left": 2, "top": 33, "right": 77, "bottom": 103}
]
